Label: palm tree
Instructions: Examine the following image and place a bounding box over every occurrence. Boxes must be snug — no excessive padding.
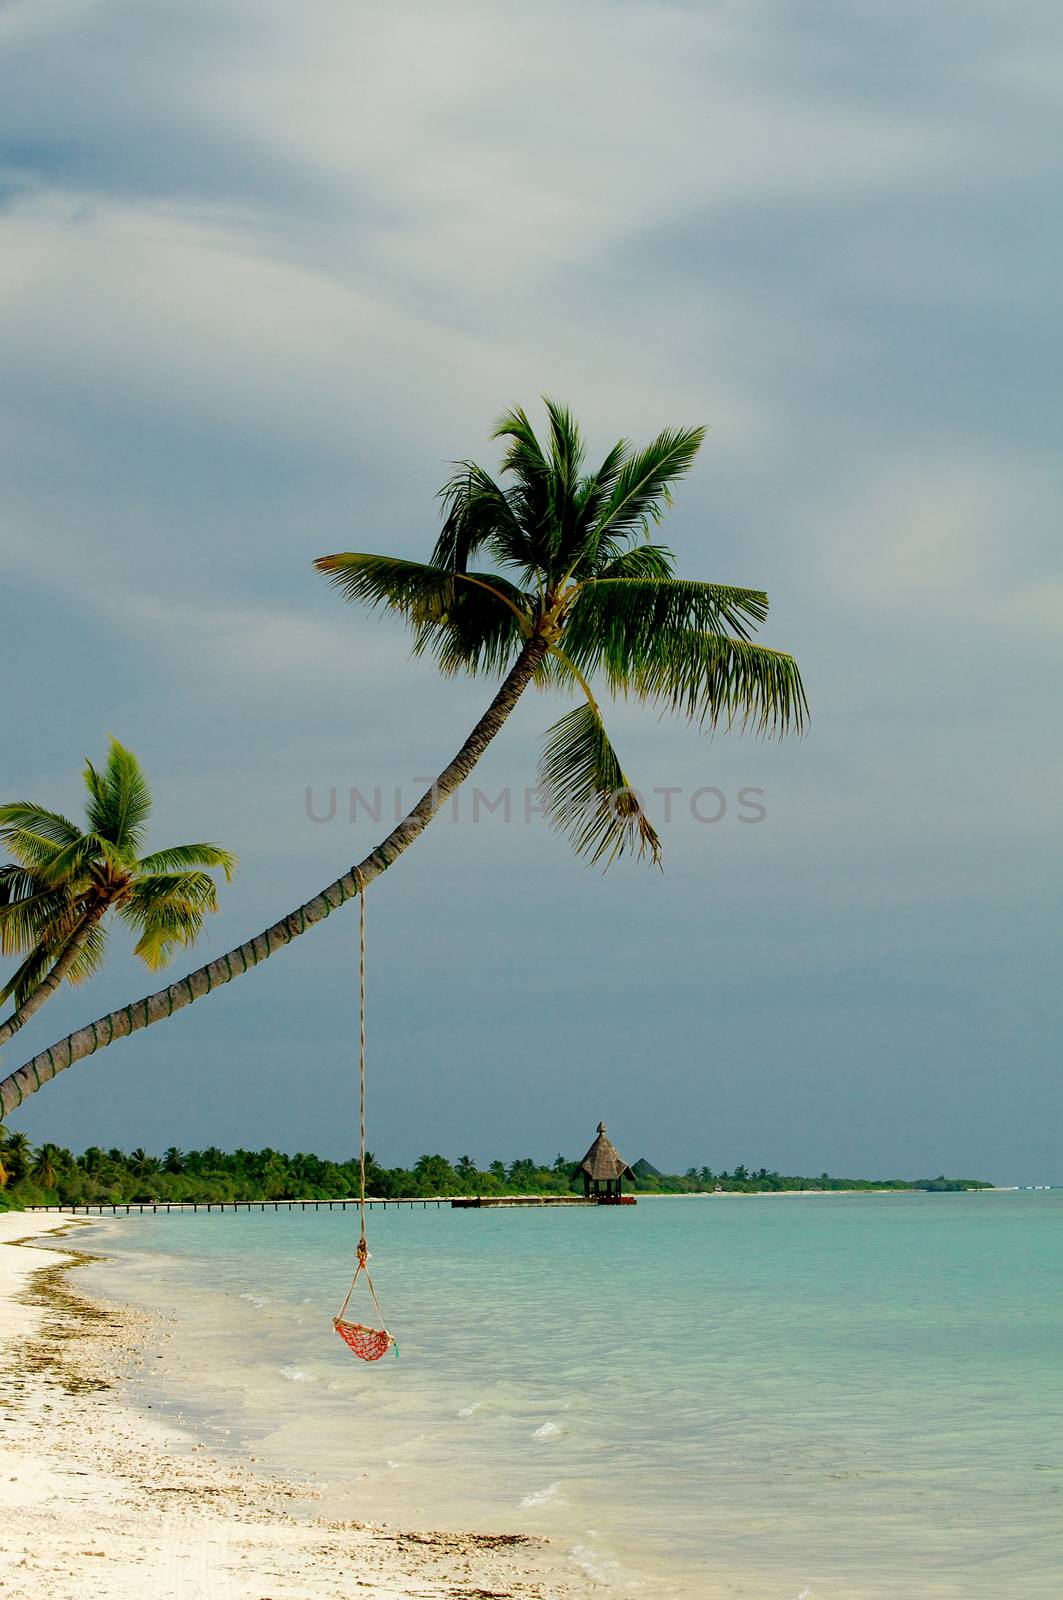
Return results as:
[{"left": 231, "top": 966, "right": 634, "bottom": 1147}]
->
[
  {"left": 0, "top": 402, "right": 806, "bottom": 1119},
  {"left": 0, "top": 738, "right": 236, "bottom": 1050},
  {"left": 129, "top": 1147, "right": 159, "bottom": 1179},
  {"left": 162, "top": 1146, "right": 184, "bottom": 1175},
  {"left": 2, "top": 1129, "right": 32, "bottom": 1183},
  {"left": 31, "top": 1142, "right": 62, "bottom": 1190}
]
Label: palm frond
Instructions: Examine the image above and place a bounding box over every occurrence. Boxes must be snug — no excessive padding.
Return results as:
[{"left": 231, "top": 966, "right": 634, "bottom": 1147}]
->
[
  {"left": 592, "top": 544, "right": 676, "bottom": 581},
  {"left": 538, "top": 703, "right": 661, "bottom": 868},
  {"left": 0, "top": 911, "right": 106, "bottom": 1006},
  {"left": 31, "top": 832, "right": 103, "bottom": 888},
  {"left": 84, "top": 739, "right": 152, "bottom": 854},
  {"left": 0, "top": 804, "right": 81, "bottom": 849},
  {"left": 64, "top": 920, "right": 107, "bottom": 985},
  {"left": 491, "top": 405, "right": 555, "bottom": 574},
  {"left": 620, "top": 629, "right": 809, "bottom": 735},
  {"left": 562, "top": 579, "right": 770, "bottom": 691},
  {"left": 412, "top": 580, "right": 528, "bottom": 677},
  {"left": 316, "top": 553, "right": 531, "bottom": 674},
  {"left": 123, "top": 872, "right": 221, "bottom": 913},
  {"left": 492, "top": 404, "right": 550, "bottom": 486},
  {"left": 0, "top": 943, "right": 54, "bottom": 1007},
  {"left": 0, "top": 877, "right": 77, "bottom": 956},
  {"left": 0, "top": 827, "right": 67, "bottom": 873},
  {"left": 136, "top": 843, "right": 237, "bottom": 881},
  {"left": 593, "top": 426, "right": 706, "bottom": 543},
  {"left": 557, "top": 438, "right": 634, "bottom": 575},
  {"left": 126, "top": 900, "right": 208, "bottom": 969},
  {"left": 434, "top": 463, "right": 527, "bottom": 574}
]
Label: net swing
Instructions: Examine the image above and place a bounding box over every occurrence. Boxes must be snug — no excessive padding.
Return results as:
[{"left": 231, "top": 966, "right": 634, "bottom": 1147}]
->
[{"left": 333, "top": 870, "right": 397, "bottom": 1362}]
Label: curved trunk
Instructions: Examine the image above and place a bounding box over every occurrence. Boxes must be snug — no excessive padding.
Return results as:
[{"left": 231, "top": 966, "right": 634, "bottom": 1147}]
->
[
  {"left": 0, "top": 906, "right": 106, "bottom": 1052},
  {"left": 1, "top": 637, "right": 548, "bottom": 1118}
]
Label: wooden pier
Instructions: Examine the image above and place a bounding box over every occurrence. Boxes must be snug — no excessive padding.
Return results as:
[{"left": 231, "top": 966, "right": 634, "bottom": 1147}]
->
[
  {"left": 23, "top": 1197, "right": 450, "bottom": 1216},
  {"left": 21, "top": 1193, "right": 634, "bottom": 1216}
]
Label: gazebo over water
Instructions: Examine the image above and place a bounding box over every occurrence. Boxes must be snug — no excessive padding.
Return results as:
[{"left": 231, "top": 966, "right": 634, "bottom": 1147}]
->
[{"left": 576, "top": 1121, "right": 635, "bottom": 1203}]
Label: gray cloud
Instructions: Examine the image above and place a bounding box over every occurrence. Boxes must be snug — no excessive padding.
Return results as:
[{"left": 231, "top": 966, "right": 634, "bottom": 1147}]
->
[{"left": 2, "top": 0, "right": 1060, "bottom": 1182}]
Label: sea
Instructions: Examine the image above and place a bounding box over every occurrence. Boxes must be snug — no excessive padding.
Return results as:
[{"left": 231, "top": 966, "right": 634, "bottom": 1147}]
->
[{"left": 75, "top": 1191, "right": 1062, "bottom": 1599}]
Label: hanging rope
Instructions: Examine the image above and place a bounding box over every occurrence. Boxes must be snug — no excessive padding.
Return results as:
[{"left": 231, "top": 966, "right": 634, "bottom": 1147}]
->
[{"left": 333, "top": 869, "right": 396, "bottom": 1361}]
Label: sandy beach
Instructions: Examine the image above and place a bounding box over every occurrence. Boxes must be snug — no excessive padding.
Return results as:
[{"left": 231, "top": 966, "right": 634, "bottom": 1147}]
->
[{"left": 0, "top": 1212, "right": 577, "bottom": 1600}]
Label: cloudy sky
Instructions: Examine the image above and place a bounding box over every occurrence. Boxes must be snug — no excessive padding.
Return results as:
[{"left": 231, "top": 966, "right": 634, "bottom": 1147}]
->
[{"left": 2, "top": 1, "right": 1060, "bottom": 1182}]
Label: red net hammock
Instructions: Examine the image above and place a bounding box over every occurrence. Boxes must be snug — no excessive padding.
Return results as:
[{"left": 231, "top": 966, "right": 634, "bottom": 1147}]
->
[
  {"left": 334, "top": 1318, "right": 393, "bottom": 1362},
  {"left": 333, "top": 872, "right": 397, "bottom": 1363},
  {"left": 334, "top": 1239, "right": 395, "bottom": 1361}
]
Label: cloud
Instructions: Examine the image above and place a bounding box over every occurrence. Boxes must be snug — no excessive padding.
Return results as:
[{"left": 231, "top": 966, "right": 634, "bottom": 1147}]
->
[{"left": 2, "top": 0, "right": 1061, "bottom": 1177}]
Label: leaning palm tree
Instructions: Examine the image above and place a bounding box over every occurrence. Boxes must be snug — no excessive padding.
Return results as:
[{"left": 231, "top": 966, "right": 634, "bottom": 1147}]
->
[
  {"left": 0, "top": 738, "right": 236, "bottom": 1050},
  {"left": 0, "top": 402, "right": 806, "bottom": 1119}
]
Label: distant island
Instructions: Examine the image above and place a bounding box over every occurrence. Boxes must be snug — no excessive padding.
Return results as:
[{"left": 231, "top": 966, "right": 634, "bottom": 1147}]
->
[{"left": 0, "top": 1133, "right": 992, "bottom": 1208}]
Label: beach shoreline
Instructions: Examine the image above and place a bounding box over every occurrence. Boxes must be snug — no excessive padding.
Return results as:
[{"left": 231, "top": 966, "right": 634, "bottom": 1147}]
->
[{"left": 0, "top": 1210, "right": 579, "bottom": 1599}]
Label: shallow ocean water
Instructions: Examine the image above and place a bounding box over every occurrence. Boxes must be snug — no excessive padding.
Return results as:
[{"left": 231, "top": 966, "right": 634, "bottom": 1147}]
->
[{"left": 79, "top": 1192, "right": 1063, "bottom": 1598}]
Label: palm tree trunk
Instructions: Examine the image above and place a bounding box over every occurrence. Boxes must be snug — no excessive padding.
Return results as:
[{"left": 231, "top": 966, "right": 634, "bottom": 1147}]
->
[
  {"left": 0, "top": 908, "right": 106, "bottom": 1052},
  {"left": 1, "top": 636, "right": 549, "bottom": 1118}
]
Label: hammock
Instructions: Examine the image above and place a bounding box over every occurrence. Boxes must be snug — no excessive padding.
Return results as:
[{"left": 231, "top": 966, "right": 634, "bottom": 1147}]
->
[{"left": 333, "top": 870, "right": 397, "bottom": 1362}]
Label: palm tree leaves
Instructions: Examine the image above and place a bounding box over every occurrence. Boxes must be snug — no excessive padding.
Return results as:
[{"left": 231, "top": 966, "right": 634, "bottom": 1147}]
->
[
  {"left": 83, "top": 739, "right": 152, "bottom": 855},
  {"left": 136, "top": 844, "right": 236, "bottom": 880},
  {"left": 539, "top": 703, "right": 661, "bottom": 867},
  {"left": 0, "top": 866, "right": 75, "bottom": 957},
  {"left": 0, "top": 804, "right": 80, "bottom": 849},
  {"left": 315, "top": 552, "right": 531, "bottom": 676},
  {"left": 624, "top": 631, "right": 809, "bottom": 735},
  {"left": 116, "top": 865, "right": 228, "bottom": 969},
  {"left": 561, "top": 578, "right": 772, "bottom": 696},
  {"left": 434, "top": 463, "right": 528, "bottom": 575},
  {"left": 591, "top": 425, "right": 705, "bottom": 545}
]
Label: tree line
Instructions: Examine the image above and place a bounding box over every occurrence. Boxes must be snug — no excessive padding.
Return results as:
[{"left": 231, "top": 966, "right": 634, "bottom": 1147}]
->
[{"left": 0, "top": 1130, "right": 990, "bottom": 1209}]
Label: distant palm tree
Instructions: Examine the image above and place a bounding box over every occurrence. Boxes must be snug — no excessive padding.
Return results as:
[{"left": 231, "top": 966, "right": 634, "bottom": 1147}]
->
[
  {"left": 2, "top": 1129, "right": 32, "bottom": 1184},
  {"left": 0, "top": 738, "right": 236, "bottom": 1050},
  {"left": 31, "top": 1142, "right": 61, "bottom": 1190},
  {"left": 1, "top": 402, "right": 806, "bottom": 1118},
  {"left": 129, "top": 1148, "right": 159, "bottom": 1179},
  {"left": 162, "top": 1146, "right": 184, "bottom": 1175}
]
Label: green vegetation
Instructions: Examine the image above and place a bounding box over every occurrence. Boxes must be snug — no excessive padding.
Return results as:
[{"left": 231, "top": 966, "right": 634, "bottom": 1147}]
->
[
  {"left": 2, "top": 402, "right": 805, "bottom": 1118},
  {"left": 0, "top": 738, "right": 235, "bottom": 1052},
  {"left": 0, "top": 1130, "right": 991, "bottom": 1209}
]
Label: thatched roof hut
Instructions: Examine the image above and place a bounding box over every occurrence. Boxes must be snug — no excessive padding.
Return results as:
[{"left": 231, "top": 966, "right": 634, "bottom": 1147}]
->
[{"left": 576, "top": 1121, "right": 634, "bottom": 1199}]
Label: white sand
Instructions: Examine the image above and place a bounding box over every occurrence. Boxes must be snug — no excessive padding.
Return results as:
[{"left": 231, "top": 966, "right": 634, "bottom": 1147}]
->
[{"left": 0, "top": 1211, "right": 576, "bottom": 1599}]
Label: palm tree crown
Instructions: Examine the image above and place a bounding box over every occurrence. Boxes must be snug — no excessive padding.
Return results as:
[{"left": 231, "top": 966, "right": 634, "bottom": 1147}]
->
[
  {"left": 0, "top": 738, "right": 236, "bottom": 1009},
  {"left": 318, "top": 401, "right": 806, "bottom": 865}
]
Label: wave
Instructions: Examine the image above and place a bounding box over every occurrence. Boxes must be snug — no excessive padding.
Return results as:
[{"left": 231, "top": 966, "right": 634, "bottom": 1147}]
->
[{"left": 520, "top": 1480, "right": 561, "bottom": 1508}]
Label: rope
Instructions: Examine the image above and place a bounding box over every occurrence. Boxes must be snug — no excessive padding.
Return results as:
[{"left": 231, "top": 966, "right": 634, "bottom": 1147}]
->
[
  {"left": 334, "top": 868, "right": 395, "bottom": 1358},
  {"left": 357, "top": 865, "right": 367, "bottom": 1254}
]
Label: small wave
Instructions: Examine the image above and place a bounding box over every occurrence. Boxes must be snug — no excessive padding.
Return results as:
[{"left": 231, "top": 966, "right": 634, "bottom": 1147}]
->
[
  {"left": 457, "top": 1401, "right": 483, "bottom": 1417},
  {"left": 532, "top": 1421, "right": 564, "bottom": 1440},
  {"left": 570, "top": 1541, "right": 624, "bottom": 1585},
  {"left": 520, "top": 1480, "right": 561, "bottom": 1508},
  {"left": 280, "top": 1366, "right": 315, "bottom": 1384},
  {"left": 238, "top": 1291, "right": 269, "bottom": 1308}
]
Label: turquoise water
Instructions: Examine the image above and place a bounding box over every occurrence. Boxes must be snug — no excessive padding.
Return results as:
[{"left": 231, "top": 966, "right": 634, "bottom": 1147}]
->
[{"left": 78, "top": 1193, "right": 1062, "bottom": 1598}]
